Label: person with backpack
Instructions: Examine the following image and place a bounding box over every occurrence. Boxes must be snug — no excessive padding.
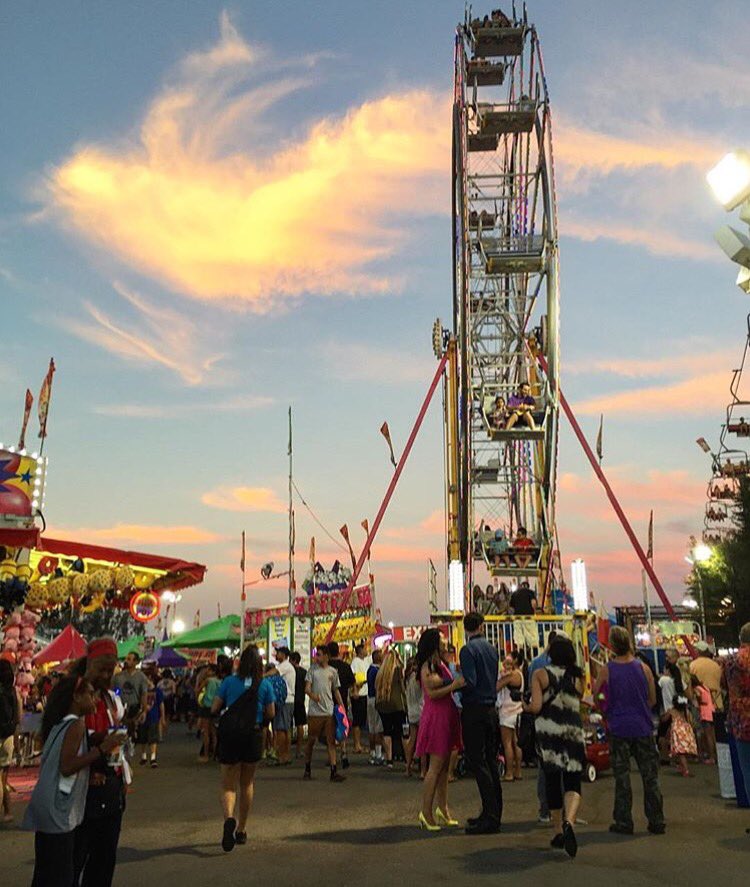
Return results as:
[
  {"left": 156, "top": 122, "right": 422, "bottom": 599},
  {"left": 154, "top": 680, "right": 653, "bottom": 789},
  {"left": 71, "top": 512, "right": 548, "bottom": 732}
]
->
[
  {"left": 524, "top": 637, "right": 586, "bottom": 858},
  {"left": 264, "top": 662, "right": 287, "bottom": 763},
  {"left": 0, "top": 658, "right": 22, "bottom": 823},
  {"left": 22, "top": 674, "right": 124, "bottom": 886},
  {"left": 211, "top": 645, "right": 275, "bottom": 852}
]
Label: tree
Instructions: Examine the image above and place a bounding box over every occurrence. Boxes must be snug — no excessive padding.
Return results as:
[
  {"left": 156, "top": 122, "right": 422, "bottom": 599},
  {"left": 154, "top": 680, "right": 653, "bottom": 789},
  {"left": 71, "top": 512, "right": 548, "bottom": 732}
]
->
[
  {"left": 38, "top": 607, "right": 146, "bottom": 642},
  {"left": 686, "top": 477, "right": 750, "bottom": 647}
]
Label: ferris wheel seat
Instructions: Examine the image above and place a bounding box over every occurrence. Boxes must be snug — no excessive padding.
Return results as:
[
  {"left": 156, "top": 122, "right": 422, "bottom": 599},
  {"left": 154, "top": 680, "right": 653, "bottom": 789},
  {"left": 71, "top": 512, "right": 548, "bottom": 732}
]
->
[
  {"left": 482, "top": 235, "right": 545, "bottom": 274},
  {"left": 468, "top": 132, "right": 500, "bottom": 152},
  {"left": 468, "top": 210, "right": 498, "bottom": 229},
  {"left": 477, "top": 102, "right": 537, "bottom": 135},
  {"left": 466, "top": 60, "right": 506, "bottom": 86},
  {"left": 471, "top": 26, "right": 525, "bottom": 58}
]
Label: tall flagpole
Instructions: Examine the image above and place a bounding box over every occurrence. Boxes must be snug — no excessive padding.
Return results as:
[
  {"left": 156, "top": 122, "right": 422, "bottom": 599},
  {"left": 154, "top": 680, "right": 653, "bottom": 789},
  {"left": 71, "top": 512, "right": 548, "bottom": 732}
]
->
[
  {"left": 240, "top": 530, "right": 246, "bottom": 651},
  {"left": 288, "top": 407, "right": 295, "bottom": 616}
]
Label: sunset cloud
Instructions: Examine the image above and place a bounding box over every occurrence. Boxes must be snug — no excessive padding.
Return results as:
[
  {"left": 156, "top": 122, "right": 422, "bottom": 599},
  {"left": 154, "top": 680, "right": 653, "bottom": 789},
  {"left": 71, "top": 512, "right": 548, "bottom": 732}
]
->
[
  {"left": 59, "top": 282, "right": 223, "bottom": 385},
  {"left": 93, "top": 393, "right": 273, "bottom": 418},
  {"left": 201, "top": 485, "right": 287, "bottom": 513},
  {"left": 49, "top": 523, "right": 223, "bottom": 545},
  {"left": 48, "top": 15, "right": 448, "bottom": 308}
]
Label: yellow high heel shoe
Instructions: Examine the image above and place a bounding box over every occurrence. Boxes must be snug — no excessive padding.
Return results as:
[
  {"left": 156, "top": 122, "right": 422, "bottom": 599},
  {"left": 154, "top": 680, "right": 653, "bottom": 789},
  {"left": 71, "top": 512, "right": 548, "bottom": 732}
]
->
[
  {"left": 436, "top": 807, "right": 460, "bottom": 827},
  {"left": 418, "top": 811, "right": 441, "bottom": 832}
]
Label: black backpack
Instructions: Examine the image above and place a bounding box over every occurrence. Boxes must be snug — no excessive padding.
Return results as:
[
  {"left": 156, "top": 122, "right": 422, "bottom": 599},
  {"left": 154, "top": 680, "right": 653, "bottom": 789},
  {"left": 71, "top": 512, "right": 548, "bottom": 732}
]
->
[
  {"left": 217, "top": 680, "right": 260, "bottom": 748},
  {"left": 0, "top": 686, "right": 17, "bottom": 740}
]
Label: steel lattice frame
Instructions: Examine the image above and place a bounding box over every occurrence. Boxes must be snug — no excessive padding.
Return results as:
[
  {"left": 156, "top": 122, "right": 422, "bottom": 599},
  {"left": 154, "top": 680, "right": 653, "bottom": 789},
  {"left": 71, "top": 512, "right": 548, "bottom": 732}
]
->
[{"left": 452, "top": 10, "right": 560, "bottom": 597}]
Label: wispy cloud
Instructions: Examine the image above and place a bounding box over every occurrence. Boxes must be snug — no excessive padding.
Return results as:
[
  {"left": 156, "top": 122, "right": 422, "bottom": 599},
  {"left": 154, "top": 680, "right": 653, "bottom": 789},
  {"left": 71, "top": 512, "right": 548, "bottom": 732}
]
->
[
  {"left": 48, "top": 523, "right": 223, "bottom": 545},
  {"left": 93, "top": 393, "right": 273, "bottom": 418},
  {"left": 201, "top": 485, "right": 287, "bottom": 513},
  {"left": 320, "top": 342, "right": 435, "bottom": 386},
  {"left": 59, "top": 282, "right": 223, "bottom": 384},
  {"left": 48, "top": 14, "right": 448, "bottom": 308}
]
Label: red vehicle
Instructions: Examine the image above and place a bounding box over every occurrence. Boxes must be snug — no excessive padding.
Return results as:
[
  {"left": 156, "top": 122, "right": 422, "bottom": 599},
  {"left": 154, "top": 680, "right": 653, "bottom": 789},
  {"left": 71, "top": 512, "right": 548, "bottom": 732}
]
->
[{"left": 583, "top": 711, "right": 610, "bottom": 782}]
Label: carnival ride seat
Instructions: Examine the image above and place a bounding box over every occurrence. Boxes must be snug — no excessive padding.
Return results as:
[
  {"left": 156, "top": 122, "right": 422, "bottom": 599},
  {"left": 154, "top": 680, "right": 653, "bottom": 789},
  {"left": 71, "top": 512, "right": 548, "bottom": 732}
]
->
[
  {"left": 485, "top": 546, "right": 541, "bottom": 578},
  {"left": 469, "top": 210, "right": 498, "bottom": 229},
  {"left": 466, "top": 59, "right": 506, "bottom": 86},
  {"left": 470, "top": 23, "right": 525, "bottom": 57},
  {"left": 479, "top": 390, "right": 545, "bottom": 440},
  {"left": 477, "top": 100, "right": 538, "bottom": 136},
  {"left": 728, "top": 420, "right": 750, "bottom": 437},
  {"left": 481, "top": 234, "right": 546, "bottom": 274},
  {"left": 720, "top": 459, "right": 750, "bottom": 478},
  {"left": 468, "top": 132, "right": 500, "bottom": 152}
]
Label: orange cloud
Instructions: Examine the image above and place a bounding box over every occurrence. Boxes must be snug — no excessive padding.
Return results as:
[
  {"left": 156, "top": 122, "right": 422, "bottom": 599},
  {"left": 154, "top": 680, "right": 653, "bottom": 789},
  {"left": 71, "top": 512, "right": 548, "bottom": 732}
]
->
[
  {"left": 562, "top": 215, "right": 719, "bottom": 263},
  {"left": 574, "top": 370, "right": 728, "bottom": 417},
  {"left": 48, "top": 523, "right": 223, "bottom": 545},
  {"left": 59, "top": 283, "right": 223, "bottom": 385},
  {"left": 201, "top": 485, "right": 286, "bottom": 513},
  {"left": 48, "top": 16, "right": 449, "bottom": 308},
  {"left": 555, "top": 118, "right": 721, "bottom": 177}
]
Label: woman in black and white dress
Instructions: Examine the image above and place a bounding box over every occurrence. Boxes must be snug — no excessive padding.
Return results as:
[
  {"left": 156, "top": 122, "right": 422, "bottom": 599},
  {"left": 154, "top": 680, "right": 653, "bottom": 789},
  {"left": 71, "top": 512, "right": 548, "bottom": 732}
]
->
[{"left": 524, "top": 637, "right": 586, "bottom": 858}]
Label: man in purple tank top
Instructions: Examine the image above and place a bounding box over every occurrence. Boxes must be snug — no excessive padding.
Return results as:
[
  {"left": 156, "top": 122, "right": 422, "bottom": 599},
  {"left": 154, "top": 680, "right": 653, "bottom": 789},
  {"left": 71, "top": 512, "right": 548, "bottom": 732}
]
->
[{"left": 594, "top": 626, "right": 665, "bottom": 836}]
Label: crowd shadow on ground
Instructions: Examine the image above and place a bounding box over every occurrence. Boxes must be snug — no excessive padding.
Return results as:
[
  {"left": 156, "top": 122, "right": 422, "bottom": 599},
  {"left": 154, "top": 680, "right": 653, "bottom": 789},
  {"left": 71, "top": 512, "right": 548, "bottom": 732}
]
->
[{"left": 118, "top": 843, "right": 220, "bottom": 863}]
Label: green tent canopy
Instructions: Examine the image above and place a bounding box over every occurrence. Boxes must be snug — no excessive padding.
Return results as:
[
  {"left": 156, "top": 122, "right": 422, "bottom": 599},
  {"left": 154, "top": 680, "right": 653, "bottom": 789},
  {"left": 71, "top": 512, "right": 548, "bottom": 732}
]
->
[
  {"left": 117, "top": 636, "right": 145, "bottom": 659},
  {"left": 162, "top": 615, "right": 242, "bottom": 649}
]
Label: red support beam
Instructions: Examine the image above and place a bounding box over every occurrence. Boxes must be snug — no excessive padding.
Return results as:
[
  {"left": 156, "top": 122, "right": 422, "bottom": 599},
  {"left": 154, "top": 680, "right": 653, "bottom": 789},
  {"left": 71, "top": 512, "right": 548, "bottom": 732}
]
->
[
  {"left": 323, "top": 351, "right": 450, "bottom": 645},
  {"left": 536, "top": 354, "right": 678, "bottom": 621}
]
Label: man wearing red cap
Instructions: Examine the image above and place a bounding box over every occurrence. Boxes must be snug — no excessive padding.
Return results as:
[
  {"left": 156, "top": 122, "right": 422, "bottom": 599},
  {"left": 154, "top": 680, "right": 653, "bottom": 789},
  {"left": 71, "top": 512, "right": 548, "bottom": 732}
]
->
[{"left": 73, "top": 637, "right": 128, "bottom": 887}]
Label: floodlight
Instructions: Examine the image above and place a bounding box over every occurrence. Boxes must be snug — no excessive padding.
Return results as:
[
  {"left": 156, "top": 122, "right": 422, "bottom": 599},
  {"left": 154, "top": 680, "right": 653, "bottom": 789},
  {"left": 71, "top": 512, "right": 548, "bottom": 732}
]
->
[
  {"left": 681, "top": 591, "right": 699, "bottom": 610},
  {"left": 714, "top": 225, "right": 750, "bottom": 267},
  {"left": 737, "top": 266, "right": 750, "bottom": 294},
  {"left": 696, "top": 437, "right": 712, "bottom": 454},
  {"left": 692, "top": 543, "right": 713, "bottom": 563},
  {"left": 707, "top": 151, "right": 750, "bottom": 210},
  {"left": 171, "top": 618, "right": 185, "bottom": 635}
]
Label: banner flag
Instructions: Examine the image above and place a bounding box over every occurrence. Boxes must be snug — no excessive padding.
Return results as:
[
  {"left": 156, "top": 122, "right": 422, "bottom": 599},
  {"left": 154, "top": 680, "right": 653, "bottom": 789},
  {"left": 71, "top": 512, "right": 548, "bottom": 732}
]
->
[
  {"left": 37, "top": 358, "right": 56, "bottom": 439},
  {"left": 595, "top": 414, "right": 604, "bottom": 464},
  {"left": 339, "top": 524, "right": 356, "bottom": 571},
  {"left": 18, "top": 389, "right": 33, "bottom": 450},
  {"left": 380, "top": 421, "right": 397, "bottom": 468}
]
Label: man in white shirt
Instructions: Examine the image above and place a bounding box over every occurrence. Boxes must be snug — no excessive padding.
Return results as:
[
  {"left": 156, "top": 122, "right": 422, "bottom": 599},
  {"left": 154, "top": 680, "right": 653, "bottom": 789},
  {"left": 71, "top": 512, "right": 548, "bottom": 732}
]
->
[
  {"left": 349, "top": 643, "right": 372, "bottom": 755},
  {"left": 274, "top": 647, "right": 297, "bottom": 765}
]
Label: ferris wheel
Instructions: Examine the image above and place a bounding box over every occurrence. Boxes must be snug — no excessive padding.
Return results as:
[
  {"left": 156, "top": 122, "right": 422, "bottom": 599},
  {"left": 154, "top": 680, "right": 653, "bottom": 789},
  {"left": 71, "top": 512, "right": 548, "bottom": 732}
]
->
[{"left": 448, "top": 6, "right": 560, "bottom": 605}]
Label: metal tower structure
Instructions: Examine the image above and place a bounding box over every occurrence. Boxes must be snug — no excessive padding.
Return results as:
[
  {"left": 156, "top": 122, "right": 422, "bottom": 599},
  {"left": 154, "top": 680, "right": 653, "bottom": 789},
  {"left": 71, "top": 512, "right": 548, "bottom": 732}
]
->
[{"left": 448, "top": 6, "right": 560, "bottom": 605}]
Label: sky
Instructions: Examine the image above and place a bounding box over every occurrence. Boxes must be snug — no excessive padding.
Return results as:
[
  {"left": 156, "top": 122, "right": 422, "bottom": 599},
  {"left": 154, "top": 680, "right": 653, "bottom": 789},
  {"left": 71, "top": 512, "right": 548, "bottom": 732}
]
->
[{"left": 1, "top": 0, "right": 749, "bottom": 626}]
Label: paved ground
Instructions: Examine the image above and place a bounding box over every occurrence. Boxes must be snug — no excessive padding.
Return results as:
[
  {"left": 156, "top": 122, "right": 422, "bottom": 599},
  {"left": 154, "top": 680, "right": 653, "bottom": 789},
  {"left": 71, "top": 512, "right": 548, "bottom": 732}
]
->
[{"left": 1, "top": 731, "right": 748, "bottom": 886}]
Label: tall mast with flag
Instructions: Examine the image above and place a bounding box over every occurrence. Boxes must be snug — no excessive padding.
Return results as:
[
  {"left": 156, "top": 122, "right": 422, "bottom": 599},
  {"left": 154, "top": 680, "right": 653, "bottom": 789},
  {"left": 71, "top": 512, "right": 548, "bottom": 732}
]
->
[{"left": 288, "top": 406, "right": 296, "bottom": 615}]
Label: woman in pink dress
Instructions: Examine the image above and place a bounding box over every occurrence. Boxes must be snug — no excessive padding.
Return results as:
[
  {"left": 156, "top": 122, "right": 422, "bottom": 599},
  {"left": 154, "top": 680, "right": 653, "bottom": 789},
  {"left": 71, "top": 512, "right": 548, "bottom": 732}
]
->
[{"left": 415, "top": 629, "right": 464, "bottom": 830}]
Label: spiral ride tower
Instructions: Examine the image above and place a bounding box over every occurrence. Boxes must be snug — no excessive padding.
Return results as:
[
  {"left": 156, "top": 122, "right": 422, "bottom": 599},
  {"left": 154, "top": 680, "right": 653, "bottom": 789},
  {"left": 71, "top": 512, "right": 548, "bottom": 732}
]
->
[{"left": 450, "top": 7, "right": 560, "bottom": 606}]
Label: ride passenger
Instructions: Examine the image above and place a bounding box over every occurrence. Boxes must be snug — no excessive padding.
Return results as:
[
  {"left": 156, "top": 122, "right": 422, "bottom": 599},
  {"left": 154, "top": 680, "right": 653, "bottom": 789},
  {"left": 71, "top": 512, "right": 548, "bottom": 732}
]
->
[
  {"left": 505, "top": 382, "right": 536, "bottom": 430},
  {"left": 490, "top": 395, "right": 508, "bottom": 431},
  {"left": 512, "top": 526, "right": 535, "bottom": 570},
  {"left": 489, "top": 529, "right": 511, "bottom": 568}
]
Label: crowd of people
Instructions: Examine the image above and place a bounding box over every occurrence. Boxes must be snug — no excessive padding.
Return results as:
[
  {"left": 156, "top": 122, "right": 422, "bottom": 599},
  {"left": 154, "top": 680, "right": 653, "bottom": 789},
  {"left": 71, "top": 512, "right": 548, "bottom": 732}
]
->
[{"left": 0, "top": 616, "right": 748, "bottom": 883}]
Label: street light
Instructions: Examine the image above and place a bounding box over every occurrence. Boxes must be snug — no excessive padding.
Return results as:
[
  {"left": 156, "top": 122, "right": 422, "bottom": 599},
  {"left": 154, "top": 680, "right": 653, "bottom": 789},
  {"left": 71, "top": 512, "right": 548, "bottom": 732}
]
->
[
  {"left": 172, "top": 618, "right": 185, "bottom": 635},
  {"left": 692, "top": 543, "right": 713, "bottom": 563}
]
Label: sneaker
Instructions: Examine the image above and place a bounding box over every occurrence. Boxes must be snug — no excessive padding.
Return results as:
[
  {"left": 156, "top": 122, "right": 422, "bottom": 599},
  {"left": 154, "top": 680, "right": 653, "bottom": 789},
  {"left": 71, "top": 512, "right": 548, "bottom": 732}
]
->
[
  {"left": 234, "top": 831, "right": 247, "bottom": 845},
  {"left": 550, "top": 833, "right": 565, "bottom": 849},
  {"left": 330, "top": 771, "right": 346, "bottom": 782},
  {"left": 222, "top": 817, "right": 237, "bottom": 853},
  {"left": 647, "top": 823, "right": 666, "bottom": 835},
  {"left": 538, "top": 813, "right": 552, "bottom": 824},
  {"left": 140, "top": 755, "right": 147, "bottom": 766},
  {"left": 562, "top": 821, "right": 577, "bottom": 859},
  {"left": 609, "top": 823, "right": 634, "bottom": 835},
  {"left": 303, "top": 768, "right": 311, "bottom": 780},
  {"left": 150, "top": 758, "right": 158, "bottom": 769},
  {"left": 342, "top": 757, "right": 350, "bottom": 770}
]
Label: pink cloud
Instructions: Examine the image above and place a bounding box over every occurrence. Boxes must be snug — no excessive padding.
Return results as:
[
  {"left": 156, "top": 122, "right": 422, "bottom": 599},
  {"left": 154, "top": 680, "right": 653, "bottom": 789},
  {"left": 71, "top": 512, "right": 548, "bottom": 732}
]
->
[
  {"left": 574, "top": 370, "right": 728, "bottom": 417},
  {"left": 201, "top": 486, "right": 287, "bottom": 513},
  {"left": 48, "top": 523, "right": 223, "bottom": 545}
]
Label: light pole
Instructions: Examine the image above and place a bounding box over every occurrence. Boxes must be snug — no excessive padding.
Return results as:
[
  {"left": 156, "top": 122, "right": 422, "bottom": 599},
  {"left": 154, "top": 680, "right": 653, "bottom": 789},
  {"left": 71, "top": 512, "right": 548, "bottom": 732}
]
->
[{"left": 684, "top": 542, "right": 712, "bottom": 638}]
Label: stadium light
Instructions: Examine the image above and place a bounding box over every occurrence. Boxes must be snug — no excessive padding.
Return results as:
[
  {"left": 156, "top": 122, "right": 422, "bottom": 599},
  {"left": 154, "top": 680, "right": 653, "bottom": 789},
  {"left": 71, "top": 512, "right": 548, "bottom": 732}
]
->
[
  {"left": 448, "top": 560, "right": 464, "bottom": 611},
  {"left": 570, "top": 559, "right": 588, "bottom": 611},
  {"left": 707, "top": 151, "right": 750, "bottom": 210}
]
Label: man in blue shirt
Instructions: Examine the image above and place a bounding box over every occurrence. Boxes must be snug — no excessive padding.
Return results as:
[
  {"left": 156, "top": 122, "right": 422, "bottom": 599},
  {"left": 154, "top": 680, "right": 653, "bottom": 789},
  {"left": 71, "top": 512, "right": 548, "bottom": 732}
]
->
[{"left": 459, "top": 612, "right": 502, "bottom": 834}]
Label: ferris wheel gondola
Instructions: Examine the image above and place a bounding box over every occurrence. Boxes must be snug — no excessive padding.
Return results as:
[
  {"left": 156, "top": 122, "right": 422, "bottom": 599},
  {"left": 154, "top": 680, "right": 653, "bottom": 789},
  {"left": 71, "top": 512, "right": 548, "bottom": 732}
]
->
[{"left": 449, "top": 5, "right": 560, "bottom": 605}]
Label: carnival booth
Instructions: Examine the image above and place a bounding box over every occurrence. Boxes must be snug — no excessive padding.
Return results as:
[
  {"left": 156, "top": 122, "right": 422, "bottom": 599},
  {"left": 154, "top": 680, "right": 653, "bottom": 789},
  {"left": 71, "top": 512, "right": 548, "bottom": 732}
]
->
[
  {"left": 162, "top": 615, "right": 241, "bottom": 650},
  {"left": 33, "top": 624, "right": 87, "bottom": 666}
]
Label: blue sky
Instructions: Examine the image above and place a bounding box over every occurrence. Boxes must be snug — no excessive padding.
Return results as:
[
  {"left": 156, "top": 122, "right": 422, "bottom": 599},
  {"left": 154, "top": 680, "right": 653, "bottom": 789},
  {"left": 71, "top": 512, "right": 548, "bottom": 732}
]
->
[{"left": 1, "top": 1, "right": 748, "bottom": 623}]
